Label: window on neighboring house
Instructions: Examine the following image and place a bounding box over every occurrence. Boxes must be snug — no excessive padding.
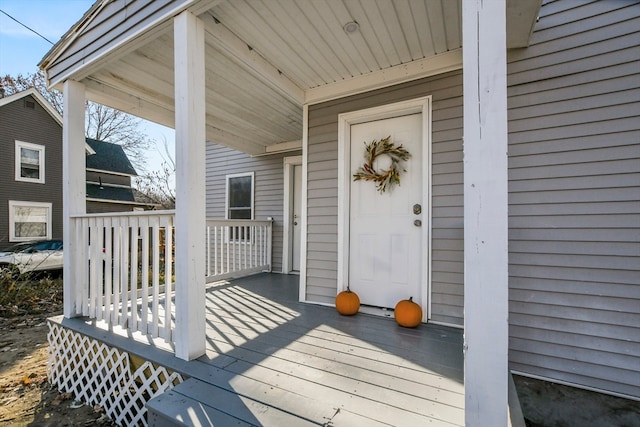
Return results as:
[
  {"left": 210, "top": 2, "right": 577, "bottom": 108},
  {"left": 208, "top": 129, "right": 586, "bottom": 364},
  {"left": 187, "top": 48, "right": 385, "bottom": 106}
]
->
[
  {"left": 226, "top": 173, "right": 254, "bottom": 241},
  {"left": 9, "top": 201, "right": 52, "bottom": 242},
  {"left": 15, "top": 141, "right": 45, "bottom": 183}
]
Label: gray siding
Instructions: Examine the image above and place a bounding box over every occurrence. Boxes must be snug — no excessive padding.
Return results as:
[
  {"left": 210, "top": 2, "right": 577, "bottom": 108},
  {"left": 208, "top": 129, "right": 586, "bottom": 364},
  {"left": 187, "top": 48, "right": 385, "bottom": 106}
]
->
[
  {"left": 86, "top": 170, "right": 132, "bottom": 187},
  {"left": 45, "top": 0, "right": 186, "bottom": 85},
  {"left": 0, "top": 94, "right": 63, "bottom": 249},
  {"left": 205, "top": 142, "right": 301, "bottom": 274},
  {"left": 86, "top": 201, "right": 139, "bottom": 214},
  {"left": 307, "top": 72, "right": 465, "bottom": 325},
  {"left": 506, "top": 0, "right": 640, "bottom": 398}
]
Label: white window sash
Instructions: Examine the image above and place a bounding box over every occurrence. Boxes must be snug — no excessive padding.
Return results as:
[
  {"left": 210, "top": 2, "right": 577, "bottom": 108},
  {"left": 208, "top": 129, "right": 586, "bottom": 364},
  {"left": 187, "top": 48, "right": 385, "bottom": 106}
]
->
[
  {"left": 8, "top": 200, "right": 52, "bottom": 241},
  {"left": 225, "top": 172, "right": 255, "bottom": 220},
  {"left": 15, "top": 140, "right": 45, "bottom": 184}
]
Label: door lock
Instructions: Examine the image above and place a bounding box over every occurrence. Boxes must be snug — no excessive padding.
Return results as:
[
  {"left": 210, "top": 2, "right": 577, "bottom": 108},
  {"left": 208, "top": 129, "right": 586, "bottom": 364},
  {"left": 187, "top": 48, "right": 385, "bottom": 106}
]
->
[{"left": 413, "top": 204, "right": 422, "bottom": 215}]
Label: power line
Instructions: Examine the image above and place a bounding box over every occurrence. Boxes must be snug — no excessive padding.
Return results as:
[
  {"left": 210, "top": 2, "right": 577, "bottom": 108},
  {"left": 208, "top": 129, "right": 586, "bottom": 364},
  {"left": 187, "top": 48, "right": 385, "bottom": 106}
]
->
[{"left": 0, "top": 9, "right": 54, "bottom": 45}]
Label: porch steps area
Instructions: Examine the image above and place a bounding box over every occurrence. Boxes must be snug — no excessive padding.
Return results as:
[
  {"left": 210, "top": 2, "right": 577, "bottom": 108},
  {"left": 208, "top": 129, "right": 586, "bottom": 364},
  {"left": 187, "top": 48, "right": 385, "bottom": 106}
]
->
[
  {"left": 147, "top": 376, "right": 371, "bottom": 426},
  {"left": 148, "top": 375, "right": 527, "bottom": 427}
]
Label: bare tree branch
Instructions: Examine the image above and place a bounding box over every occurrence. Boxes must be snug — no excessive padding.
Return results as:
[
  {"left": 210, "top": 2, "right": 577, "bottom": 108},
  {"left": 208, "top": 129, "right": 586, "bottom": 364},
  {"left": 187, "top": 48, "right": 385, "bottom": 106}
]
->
[
  {"left": 1, "top": 71, "right": 63, "bottom": 114},
  {"left": 134, "top": 137, "right": 176, "bottom": 209},
  {"left": 1, "top": 71, "right": 151, "bottom": 169},
  {"left": 85, "top": 103, "right": 151, "bottom": 169}
]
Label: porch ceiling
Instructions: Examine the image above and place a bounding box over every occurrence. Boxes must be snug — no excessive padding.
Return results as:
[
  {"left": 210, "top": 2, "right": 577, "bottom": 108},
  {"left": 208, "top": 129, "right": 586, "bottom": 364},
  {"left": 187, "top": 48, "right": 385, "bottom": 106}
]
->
[{"left": 45, "top": 0, "right": 540, "bottom": 155}]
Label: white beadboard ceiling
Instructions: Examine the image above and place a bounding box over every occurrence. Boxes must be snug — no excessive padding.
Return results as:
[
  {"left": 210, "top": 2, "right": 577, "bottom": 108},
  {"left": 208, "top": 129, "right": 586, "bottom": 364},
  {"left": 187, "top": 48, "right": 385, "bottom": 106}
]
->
[
  {"left": 56, "top": 0, "right": 539, "bottom": 155},
  {"left": 211, "top": 0, "right": 462, "bottom": 90}
]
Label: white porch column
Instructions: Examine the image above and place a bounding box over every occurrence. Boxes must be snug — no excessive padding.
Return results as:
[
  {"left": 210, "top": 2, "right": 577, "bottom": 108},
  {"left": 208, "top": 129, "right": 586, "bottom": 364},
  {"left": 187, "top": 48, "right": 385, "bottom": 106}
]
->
[
  {"left": 62, "top": 80, "right": 86, "bottom": 318},
  {"left": 462, "top": 0, "right": 509, "bottom": 426},
  {"left": 173, "top": 10, "right": 206, "bottom": 360}
]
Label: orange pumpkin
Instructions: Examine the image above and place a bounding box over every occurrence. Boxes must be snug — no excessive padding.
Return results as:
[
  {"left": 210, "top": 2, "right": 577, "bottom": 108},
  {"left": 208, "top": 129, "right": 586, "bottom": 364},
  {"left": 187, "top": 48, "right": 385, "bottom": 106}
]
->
[
  {"left": 394, "top": 297, "right": 422, "bottom": 328},
  {"left": 335, "top": 287, "right": 360, "bottom": 316}
]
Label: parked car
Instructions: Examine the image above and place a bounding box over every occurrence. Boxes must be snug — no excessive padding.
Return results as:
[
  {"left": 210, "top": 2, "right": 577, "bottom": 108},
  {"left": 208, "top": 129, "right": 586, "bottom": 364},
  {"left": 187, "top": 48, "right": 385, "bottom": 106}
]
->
[{"left": 0, "top": 240, "right": 63, "bottom": 278}]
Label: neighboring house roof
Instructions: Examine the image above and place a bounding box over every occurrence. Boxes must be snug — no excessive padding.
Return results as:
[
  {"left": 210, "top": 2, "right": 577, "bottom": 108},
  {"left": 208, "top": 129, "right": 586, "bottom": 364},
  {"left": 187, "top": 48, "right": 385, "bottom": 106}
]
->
[
  {"left": 86, "top": 183, "right": 136, "bottom": 202},
  {"left": 86, "top": 138, "right": 137, "bottom": 176},
  {"left": 0, "top": 88, "right": 62, "bottom": 125}
]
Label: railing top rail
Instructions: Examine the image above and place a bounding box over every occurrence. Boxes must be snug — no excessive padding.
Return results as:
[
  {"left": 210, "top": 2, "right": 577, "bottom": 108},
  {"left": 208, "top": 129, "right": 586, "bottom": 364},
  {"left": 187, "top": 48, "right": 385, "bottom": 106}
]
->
[
  {"left": 70, "top": 210, "right": 176, "bottom": 219},
  {"left": 206, "top": 219, "right": 273, "bottom": 227}
]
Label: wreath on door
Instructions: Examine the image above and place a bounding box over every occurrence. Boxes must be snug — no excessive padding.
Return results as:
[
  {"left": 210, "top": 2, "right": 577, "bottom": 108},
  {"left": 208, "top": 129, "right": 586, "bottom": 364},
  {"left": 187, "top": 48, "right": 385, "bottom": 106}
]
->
[{"left": 353, "top": 136, "right": 411, "bottom": 193}]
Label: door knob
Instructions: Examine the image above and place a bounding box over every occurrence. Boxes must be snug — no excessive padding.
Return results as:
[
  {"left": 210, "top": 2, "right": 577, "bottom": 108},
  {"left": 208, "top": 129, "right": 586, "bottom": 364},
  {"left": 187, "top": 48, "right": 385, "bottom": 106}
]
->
[
  {"left": 413, "top": 204, "right": 422, "bottom": 215},
  {"left": 293, "top": 221, "right": 298, "bottom": 226},
  {"left": 414, "top": 219, "right": 422, "bottom": 227}
]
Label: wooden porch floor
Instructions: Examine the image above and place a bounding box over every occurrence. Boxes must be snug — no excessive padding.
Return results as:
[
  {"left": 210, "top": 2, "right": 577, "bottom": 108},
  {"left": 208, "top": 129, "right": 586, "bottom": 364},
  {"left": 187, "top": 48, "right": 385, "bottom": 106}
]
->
[{"left": 58, "top": 273, "right": 465, "bottom": 426}]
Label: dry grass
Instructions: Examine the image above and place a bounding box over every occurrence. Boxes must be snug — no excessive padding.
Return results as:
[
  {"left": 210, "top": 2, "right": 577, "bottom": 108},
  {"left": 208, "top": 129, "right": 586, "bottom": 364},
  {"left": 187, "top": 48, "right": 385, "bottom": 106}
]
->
[{"left": 0, "top": 275, "right": 63, "bottom": 317}]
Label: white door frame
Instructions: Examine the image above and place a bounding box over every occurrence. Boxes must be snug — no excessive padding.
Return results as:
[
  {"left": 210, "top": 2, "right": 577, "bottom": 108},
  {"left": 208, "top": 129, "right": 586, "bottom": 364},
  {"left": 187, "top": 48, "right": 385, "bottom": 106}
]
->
[
  {"left": 282, "top": 155, "right": 302, "bottom": 274},
  {"left": 337, "top": 96, "right": 432, "bottom": 320}
]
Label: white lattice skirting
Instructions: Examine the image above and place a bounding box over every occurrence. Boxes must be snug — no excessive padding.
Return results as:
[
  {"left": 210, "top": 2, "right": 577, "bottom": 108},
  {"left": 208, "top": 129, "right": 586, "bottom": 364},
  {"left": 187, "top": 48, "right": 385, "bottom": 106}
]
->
[{"left": 47, "top": 321, "right": 184, "bottom": 426}]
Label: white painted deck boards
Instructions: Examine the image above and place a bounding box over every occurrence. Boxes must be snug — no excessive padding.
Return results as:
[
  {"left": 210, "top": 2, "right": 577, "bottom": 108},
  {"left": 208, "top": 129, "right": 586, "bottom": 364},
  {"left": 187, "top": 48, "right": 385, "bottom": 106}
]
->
[{"left": 58, "top": 273, "right": 464, "bottom": 426}]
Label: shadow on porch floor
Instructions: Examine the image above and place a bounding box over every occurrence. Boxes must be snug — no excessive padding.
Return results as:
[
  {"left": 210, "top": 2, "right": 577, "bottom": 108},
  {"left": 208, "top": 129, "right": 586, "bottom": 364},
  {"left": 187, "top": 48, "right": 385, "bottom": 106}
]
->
[{"left": 150, "top": 273, "right": 465, "bottom": 426}]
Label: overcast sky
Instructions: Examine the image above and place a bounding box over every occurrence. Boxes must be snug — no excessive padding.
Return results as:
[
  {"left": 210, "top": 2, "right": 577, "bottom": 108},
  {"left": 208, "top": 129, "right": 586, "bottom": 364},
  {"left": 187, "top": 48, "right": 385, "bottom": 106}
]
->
[{"left": 0, "top": 0, "right": 175, "bottom": 177}]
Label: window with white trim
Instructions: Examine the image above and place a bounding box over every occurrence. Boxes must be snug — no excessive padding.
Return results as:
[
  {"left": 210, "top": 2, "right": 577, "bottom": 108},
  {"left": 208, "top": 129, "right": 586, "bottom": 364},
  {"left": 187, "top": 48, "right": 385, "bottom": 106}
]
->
[
  {"left": 9, "top": 201, "right": 52, "bottom": 241},
  {"left": 226, "top": 173, "right": 254, "bottom": 242},
  {"left": 15, "top": 140, "right": 45, "bottom": 183},
  {"left": 226, "top": 172, "right": 254, "bottom": 220}
]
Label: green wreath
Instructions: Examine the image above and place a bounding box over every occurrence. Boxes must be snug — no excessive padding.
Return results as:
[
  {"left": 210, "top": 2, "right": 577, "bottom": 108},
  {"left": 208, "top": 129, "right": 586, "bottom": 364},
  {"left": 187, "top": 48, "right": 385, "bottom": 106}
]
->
[{"left": 353, "top": 136, "right": 411, "bottom": 193}]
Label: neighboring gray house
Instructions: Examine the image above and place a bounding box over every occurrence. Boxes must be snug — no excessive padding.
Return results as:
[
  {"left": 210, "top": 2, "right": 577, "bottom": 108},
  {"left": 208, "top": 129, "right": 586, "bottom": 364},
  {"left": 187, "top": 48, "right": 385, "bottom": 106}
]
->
[
  {"left": 0, "top": 89, "right": 152, "bottom": 249},
  {"left": 38, "top": 0, "right": 638, "bottom": 425},
  {"left": 0, "top": 89, "right": 63, "bottom": 249},
  {"left": 85, "top": 137, "right": 154, "bottom": 213}
]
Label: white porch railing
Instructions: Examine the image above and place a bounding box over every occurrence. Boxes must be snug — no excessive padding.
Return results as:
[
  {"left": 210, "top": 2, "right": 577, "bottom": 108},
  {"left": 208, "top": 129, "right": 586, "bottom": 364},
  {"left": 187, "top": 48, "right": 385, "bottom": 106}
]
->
[
  {"left": 69, "top": 212, "right": 272, "bottom": 344},
  {"left": 70, "top": 211, "right": 176, "bottom": 343},
  {"left": 205, "top": 219, "right": 273, "bottom": 282}
]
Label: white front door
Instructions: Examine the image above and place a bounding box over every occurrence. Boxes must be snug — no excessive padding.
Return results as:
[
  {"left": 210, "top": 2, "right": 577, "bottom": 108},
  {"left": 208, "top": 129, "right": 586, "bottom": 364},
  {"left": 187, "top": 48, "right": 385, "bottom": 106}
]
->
[
  {"left": 292, "top": 164, "right": 302, "bottom": 271},
  {"left": 349, "top": 113, "right": 424, "bottom": 309}
]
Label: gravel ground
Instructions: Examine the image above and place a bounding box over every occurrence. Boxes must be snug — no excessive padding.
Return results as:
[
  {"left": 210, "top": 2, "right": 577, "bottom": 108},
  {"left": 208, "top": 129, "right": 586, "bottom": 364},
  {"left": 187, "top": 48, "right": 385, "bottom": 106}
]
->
[{"left": 514, "top": 375, "right": 640, "bottom": 427}]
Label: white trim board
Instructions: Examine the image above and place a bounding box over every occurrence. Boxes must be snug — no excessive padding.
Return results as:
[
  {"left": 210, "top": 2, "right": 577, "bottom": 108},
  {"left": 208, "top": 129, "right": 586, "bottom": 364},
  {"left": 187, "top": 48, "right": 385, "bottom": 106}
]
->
[
  {"left": 282, "top": 155, "right": 302, "bottom": 275},
  {"left": 306, "top": 50, "right": 461, "bottom": 105},
  {"left": 336, "top": 96, "right": 433, "bottom": 321},
  {"left": 298, "top": 105, "right": 309, "bottom": 303}
]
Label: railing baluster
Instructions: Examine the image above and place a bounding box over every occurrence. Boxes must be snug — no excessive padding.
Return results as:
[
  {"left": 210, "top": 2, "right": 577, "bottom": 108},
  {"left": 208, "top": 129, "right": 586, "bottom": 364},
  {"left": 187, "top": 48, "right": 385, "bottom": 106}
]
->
[
  {"left": 104, "top": 217, "right": 112, "bottom": 322},
  {"left": 242, "top": 226, "right": 246, "bottom": 269},
  {"left": 129, "top": 217, "right": 139, "bottom": 331},
  {"left": 164, "top": 219, "right": 173, "bottom": 343},
  {"left": 253, "top": 225, "right": 258, "bottom": 269},
  {"left": 151, "top": 218, "right": 160, "bottom": 337},
  {"left": 88, "top": 217, "right": 99, "bottom": 318},
  {"left": 140, "top": 216, "right": 149, "bottom": 335},
  {"left": 79, "top": 217, "right": 88, "bottom": 316},
  {"left": 213, "top": 226, "right": 218, "bottom": 275},
  {"left": 228, "top": 227, "right": 233, "bottom": 273},
  {"left": 120, "top": 218, "right": 129, "bottom": 329},
  {"left": 259, "top": 224, "right": 262, "bottom": 267},
  {"left": 96, "top": 217, "right": 105, "bottom": 320},
  {"left": 112, "top": 217, "right": 121, "bottom": 326},
  {"left": 205, "top": 224, "right": 210, "bottom": 277}
]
